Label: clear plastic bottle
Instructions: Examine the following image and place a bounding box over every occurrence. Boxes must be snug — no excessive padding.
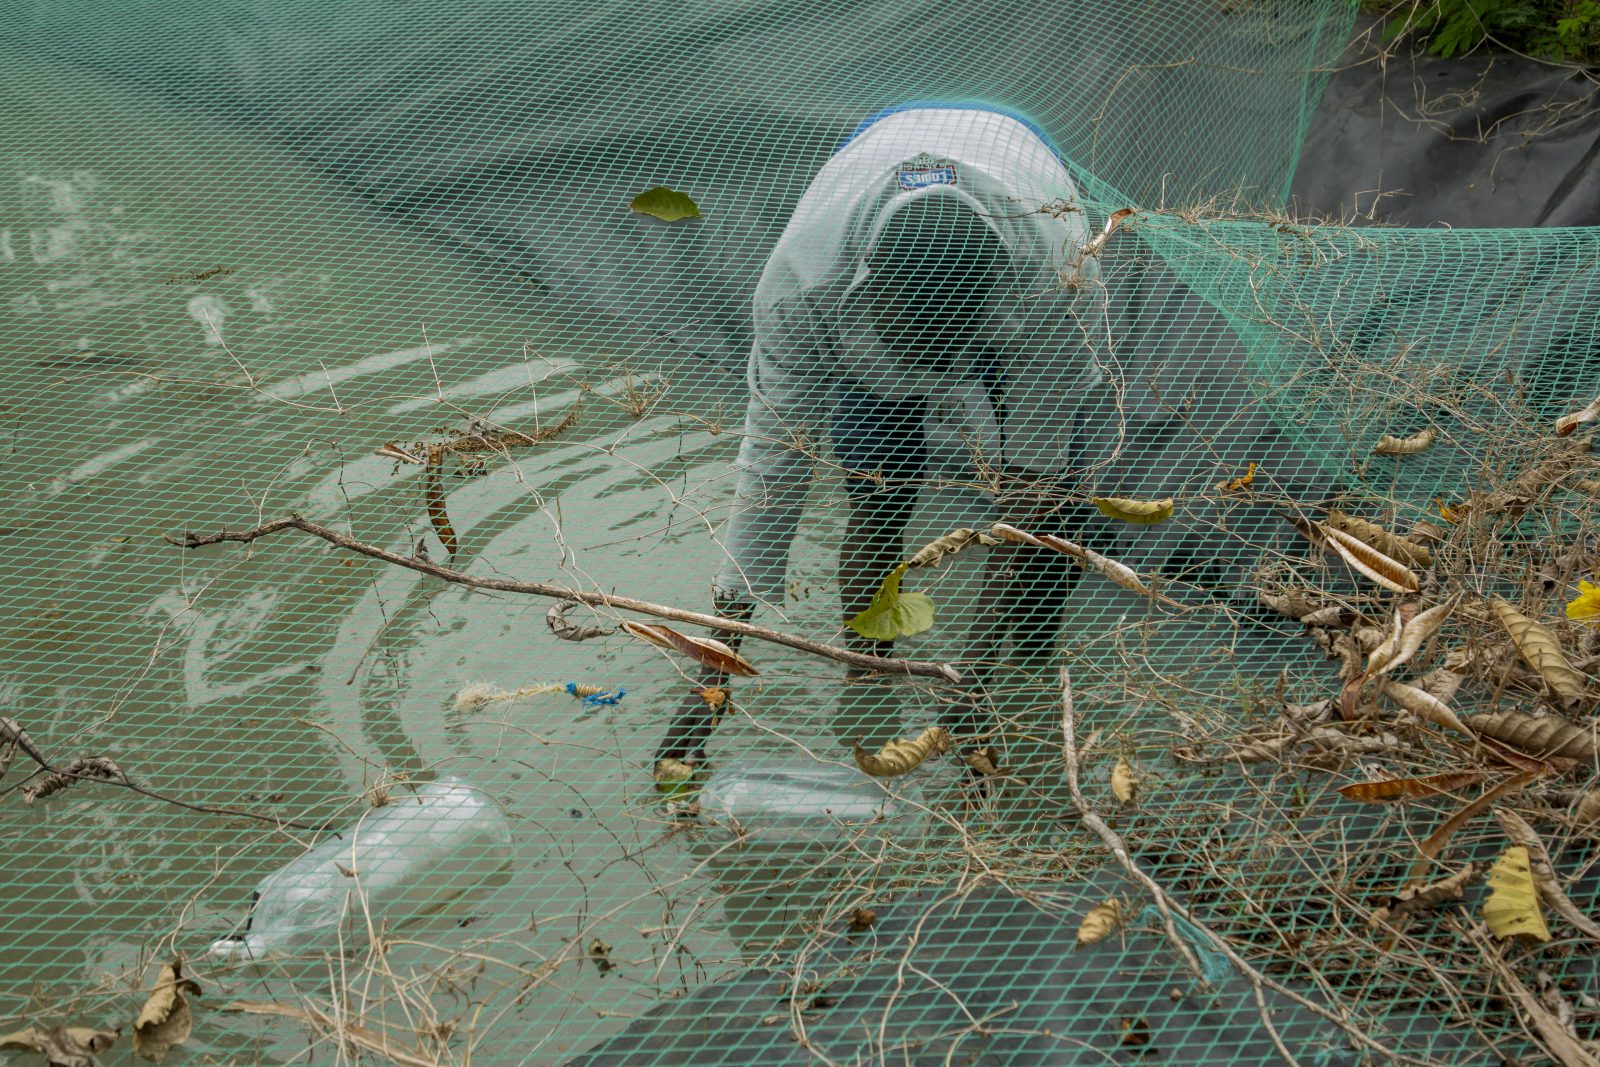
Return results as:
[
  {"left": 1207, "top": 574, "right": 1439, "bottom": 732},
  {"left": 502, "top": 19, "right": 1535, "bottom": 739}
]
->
[
  {"left": 696, "top": 761, "right": 923, "bottom": 842},
  {"left": 209, "top": 778, "right": 512, "bottom": 961}
]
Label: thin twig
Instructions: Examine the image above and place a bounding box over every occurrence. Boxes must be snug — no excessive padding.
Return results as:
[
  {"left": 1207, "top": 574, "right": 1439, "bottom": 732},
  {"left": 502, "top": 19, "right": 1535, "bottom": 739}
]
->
[{"left": 166, "top": 515, "right": 963, "bottom": 684}]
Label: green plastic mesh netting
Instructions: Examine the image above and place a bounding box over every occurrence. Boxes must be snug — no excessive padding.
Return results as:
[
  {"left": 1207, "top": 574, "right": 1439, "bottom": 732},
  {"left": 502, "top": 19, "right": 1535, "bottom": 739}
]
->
[{"left": 2, "top": 1, "right": 1598, "bottom": 1064}]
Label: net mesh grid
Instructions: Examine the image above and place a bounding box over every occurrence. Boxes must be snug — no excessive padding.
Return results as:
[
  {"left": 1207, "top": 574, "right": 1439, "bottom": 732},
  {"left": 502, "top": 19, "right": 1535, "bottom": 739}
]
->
[{"left": 1, "top": 1, "right": 1597, "bottom": 1064}]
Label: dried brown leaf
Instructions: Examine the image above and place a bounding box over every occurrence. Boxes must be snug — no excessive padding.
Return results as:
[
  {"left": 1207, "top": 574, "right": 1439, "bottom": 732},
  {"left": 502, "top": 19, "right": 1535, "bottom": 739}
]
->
[
  {"left": 1381, "top": 680, "right": 1474, "bottom": 739},
  {"left": 588, "top": 938, "right": 615, "bottom": 973},
  {"left": 1075, "top": 898, "right": 1123, "bottom": 946},
  {"left": 1325, "top": 509, "right": 1433, "bottom": 567},
  {"left": 1373, "top": 428, "right": 1437, "bottom": 455},
  {"left": 1574, "top": 788, "right": 1600, "bottom": 831},
  {"left": 1079, "top": 207, "right": 1134, "bottom": 258},
  {"left": 1465, "top": 709, "right": 1596, "bottom": 761},
  {"left": 1556, "top": 396, "right": 1600, "bottom": 437},
  {"left": 134, "top": 961, "right": 201, "bottom": 1064},
  {"left": 1338, "top": 771, "right": 1490, "bottom": 803},
  {"left": 1091, "top": 496, "right": 1175, "bottom": 526},
  {"left": 545, "top": 599, "right": 614, "bottom": 642},
  {"left": 847, "top": 907, "right": 877, "bottom": 933},
  {"left": 20, "top": 756, "right": 127, "bottom": 805},
  {"left": 853, "top": 726, "right": 950, "bottom": 777},
  {"left": 961, "top": 746, "right": 1002, "bottom": 778},
  {"left": 1, "top": 1027, "right": 121, "bottom": 1067},
  {"left": 1319, "top": 524, "right": 1419, "bottom": 594},
  {"left": 907, "top": 527, "right": 998, "bottom": 568},
  {"left": 1111, "top": 757, "right": 1139, "bottom": 805},
  {"left": 1370, "top": 862, "right": 1485, "bottom": 926},
  {"left": 1489, "top": 597, "right": 1590, "bottom": 709},
  {"left": 423, "top": 445, "right": 457, "bottom": 556},
  {"left": 620, "top": 620, "right": 758, "bottom": 677},
  {"left": 1035, "top": 533, "right": 1187, "bottom": 609}
]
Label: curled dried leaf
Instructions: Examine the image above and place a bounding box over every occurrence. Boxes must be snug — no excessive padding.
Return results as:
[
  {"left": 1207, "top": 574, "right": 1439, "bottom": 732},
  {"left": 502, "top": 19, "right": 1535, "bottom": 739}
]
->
[
  {"left": 1216, "top": 462, "right": 1256, "bottom": 493},
  {"left": 545, "top": 600, "right": 615, "bottom": 642},
  {"left": 620, "top": 620, "right": 758, "bottom": 677},
  {"left": 423, "top": 445, "right": 457, "bottom": 556},
  {"left": 961, "top": 746, "right": 1002, "bottom": 778},
  {"left": 1465, "top": 709, "right": 1596, "bottom": 762},
  {"left": 1483, "top": 847, "right": 1551, "bottom": 943},
  {"left": 1338, "top": 771, "right": 1489, "bottom": 803},
  {"left": 1, "top": 1026, "right": 121, "bottom": 1067},
  {"left": 1381, "top": 680, "right": 1473, "bottom": 739},
  {"left": 1079, "top": 207, "right": 1134, "bottom": 258},
  {"left": 1488, "top": 597, "right": 1590, "bottom": 709},
  {"left": 1035, "top": 533, "right": 1187, "bottom": 609},
  {"left": 1408, "top": 519, "right": 1446, "bottom": 547},
  {"left": 692, "top": 686, "right": 729, "bottom": 712},
  {"left": 134, "top": 961, "right": 201, "bottom": 1064},
  {"left": 1436, "top": 497, "right": 1469, "bottom": 525},
  {"left": 906, "top": 528, "right": 998, "bottom": 568},
  {"left": 1556, "top": 395, "right": 1600, "bottom": 437},
  {"left": 1075, "top": 897, "right": 1123, "bottom": 946},
  {"left": 1257, "top": 589, "right": 1330, "bottom": 621},
  {"left": 1369, "top": 596, "right": 1459, "bottom": 677},
  {"left": 1373, "top": 428, "right": 1437, "bottom": 455},
  {"left": 847, "top": 907, "right": 877, "bottom": 933},
  {"left": 853, "top": 726, "right": 950, "bottom": 777},
  {"left": 1111, "top": 758, "right": 1139, "bottom": 806},
  {"left": 1574, "top": 789, "right": 1600, "bottom": 831},
  {"left": 1325, "top": 509, "right": 1433, "bottom": 568},
  {"left": 1370, "top": 862, "right": 1485, "bottom": 926},
  {"left": 1319, "top": 524, "right": 1419, "bottom": 594},
  {"left": 20, "top": 756, "right": 127, "bottom": 805},
  {"left": 1092, "top": 496, "right": 1175, "bottom": 526}
]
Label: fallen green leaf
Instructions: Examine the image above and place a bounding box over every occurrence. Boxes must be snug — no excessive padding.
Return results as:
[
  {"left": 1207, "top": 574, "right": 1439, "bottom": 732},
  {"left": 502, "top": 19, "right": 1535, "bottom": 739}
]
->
[
  {"left": 629, "top": 186, "right": 701, "bottom": 222},
  {"left": 847, "top": 564, "right": 935, "bottom": 641}
]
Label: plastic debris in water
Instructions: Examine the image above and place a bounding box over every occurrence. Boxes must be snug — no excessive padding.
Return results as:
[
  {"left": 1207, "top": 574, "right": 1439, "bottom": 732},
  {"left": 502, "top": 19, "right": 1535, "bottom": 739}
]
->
[
  {"left": 208, "top": 778, "right": 511, "bottom": 962},
  {"left": 567, "top": 681, "right": 625, "bottom": 706}
]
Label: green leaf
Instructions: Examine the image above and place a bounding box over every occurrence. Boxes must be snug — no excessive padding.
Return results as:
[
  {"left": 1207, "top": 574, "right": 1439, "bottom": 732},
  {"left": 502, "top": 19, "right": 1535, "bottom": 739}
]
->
[
  {"left": 847, "top": 563, "right": 936, "bottom": 641},
  {"left": 629, "top": 186, "right": 701, "bottom": 222}
]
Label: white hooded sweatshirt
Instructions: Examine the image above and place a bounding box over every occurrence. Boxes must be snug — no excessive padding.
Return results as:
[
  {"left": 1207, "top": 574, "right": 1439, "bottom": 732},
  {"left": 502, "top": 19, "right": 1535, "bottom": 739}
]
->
[{"left": 714, "top": 107, "right": 1106, "bottom": 603}]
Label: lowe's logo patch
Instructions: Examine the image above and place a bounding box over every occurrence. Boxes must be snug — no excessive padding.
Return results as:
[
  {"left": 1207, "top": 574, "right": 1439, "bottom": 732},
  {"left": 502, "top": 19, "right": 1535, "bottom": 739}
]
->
[{"left": 897, "top": 153, "right": 958, "bottom": 190}]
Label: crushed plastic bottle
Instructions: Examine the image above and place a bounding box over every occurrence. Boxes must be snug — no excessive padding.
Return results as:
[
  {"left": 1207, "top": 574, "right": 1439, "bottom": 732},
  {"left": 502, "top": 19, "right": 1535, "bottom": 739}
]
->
[
  {"left": 209, "top": 777, "right": 511, "bottom": 961},
  {"left": 696, "top": 762, "right": 922, "bottom": 842}
]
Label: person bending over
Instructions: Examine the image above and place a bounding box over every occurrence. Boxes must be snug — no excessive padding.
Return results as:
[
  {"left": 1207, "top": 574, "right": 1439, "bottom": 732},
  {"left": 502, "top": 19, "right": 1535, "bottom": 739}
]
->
[{"left": 658, "top": 105, "right": 1109, "bottom": 778}]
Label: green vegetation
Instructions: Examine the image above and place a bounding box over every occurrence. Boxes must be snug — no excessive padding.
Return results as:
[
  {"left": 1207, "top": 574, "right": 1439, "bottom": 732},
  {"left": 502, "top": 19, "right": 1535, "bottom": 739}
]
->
[{"left": 1372, "top": 0, "right": 1600, "bottom": 62}]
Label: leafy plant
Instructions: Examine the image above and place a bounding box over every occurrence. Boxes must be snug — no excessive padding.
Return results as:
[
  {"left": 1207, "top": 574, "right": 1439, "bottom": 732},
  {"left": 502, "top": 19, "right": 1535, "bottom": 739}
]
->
[{"left": 1372, "top": 0, "right": 1600, "bottom": 63}]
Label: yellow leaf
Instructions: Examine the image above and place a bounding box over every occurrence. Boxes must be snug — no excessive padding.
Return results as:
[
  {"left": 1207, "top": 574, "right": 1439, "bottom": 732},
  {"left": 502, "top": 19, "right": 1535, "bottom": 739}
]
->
[
  {"left": 1566, "top": 579, "right": 1600, "bottom": 623},
  {"left": 1111, "top": 758, "right": 1138, "bottom": 805},
  {"left": 852, "top": 726, "right": 950, "bottom": 777},
  {"left": 1483, "top": 847, "right": 1551, "bottom": 943},
  {"left": 1092, "top": 497, "right": 1174, "bottom": 526},
  {"left": 1075, "top": 898, "right": 1123, "bottom": 946},
  {"left": 629, "top": 186, "right": 700, "bottom": 222},
  {"left": 134, "top": 960, "right": 201, "bottom": 1064},
  {"left": 1216, "top": 462, "right": 1256, "bottom": 493}
]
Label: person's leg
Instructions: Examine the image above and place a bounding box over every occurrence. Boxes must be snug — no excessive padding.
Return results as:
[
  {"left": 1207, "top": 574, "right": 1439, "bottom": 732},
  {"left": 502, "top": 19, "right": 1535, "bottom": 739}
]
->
[
  {"left": 939, "top": 475, "right": 1086, "bottom": 753},
  {"left": 832, "top": 389, "right": 928, "bottom": 673}
]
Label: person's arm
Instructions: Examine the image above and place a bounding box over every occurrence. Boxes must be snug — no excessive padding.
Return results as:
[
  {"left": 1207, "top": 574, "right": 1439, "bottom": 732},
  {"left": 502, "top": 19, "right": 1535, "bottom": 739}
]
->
[
  {"left": 712, "top": 302, "right": 837, "bottom": 608},
  {"left": 656, "top": 300, "right": 835, "bottom": 770}
]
